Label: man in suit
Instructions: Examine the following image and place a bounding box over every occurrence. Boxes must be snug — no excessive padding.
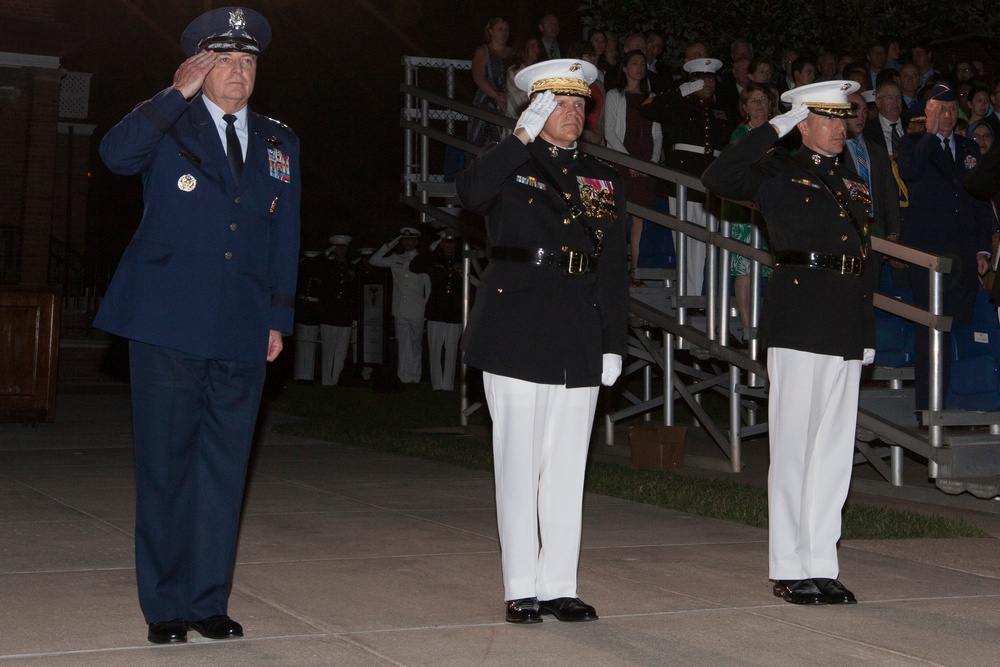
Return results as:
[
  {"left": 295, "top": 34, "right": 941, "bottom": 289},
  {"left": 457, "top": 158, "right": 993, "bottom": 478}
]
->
[
  {"left": 896, "top": 83, "right": 993, "bottom": 414},
  {"left": 457, "top": 59, "right": 628, "bottom": 624},
  {"left": 863, "top": 81, "right": 905, "bottom": 156},
  {"left": 537, "top": 13, "right": 561, "bottom": 60},
  {"left": 703, "top": 80, "right": 875, "bottom": 606},
  {"left": 844, "top": 91, "right": 901, "bottom": 260},
  {"left": 94, "top": 7, "right": 300, "bottom": 643}
]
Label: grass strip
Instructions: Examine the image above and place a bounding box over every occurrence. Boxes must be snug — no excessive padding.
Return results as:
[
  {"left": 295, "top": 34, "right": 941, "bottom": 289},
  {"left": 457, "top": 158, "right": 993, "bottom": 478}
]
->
[{"left": 269, "top": 384, "right": 988, "bottom": 539}]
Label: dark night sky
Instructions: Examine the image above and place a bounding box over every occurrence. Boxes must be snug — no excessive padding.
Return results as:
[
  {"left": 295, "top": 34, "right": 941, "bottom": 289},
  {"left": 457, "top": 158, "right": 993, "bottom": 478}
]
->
[{"left": 62, "top": 0, "right": 582, "bottom": 255}]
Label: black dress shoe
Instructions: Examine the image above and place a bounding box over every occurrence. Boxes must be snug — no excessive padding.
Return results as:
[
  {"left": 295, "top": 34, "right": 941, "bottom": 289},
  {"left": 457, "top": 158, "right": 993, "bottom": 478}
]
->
[
  {"left": 147, "top": 618, "right": 187, "bottom": 644},
  {"left": 812, "top": 578, "right": 857, "bottom": 604},
  {"left": 772, "top": 579, "right": 826, "bottom": 605},
  {"left": 538, "top": 597, "right": 598, "bottom": 622},
  {"left": 187, "top": 615, "right": 244, "bottom": 639},
  {"left": 505, "top": 597, "right": 542, "bottom": 624}
]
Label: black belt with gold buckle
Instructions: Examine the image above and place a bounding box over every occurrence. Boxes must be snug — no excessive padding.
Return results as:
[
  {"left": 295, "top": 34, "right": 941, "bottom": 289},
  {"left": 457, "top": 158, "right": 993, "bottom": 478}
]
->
[
  {"left": 489, "top": 245, "right": 598, "bottom": 275},
  {"left": 775, "top": 251, "right": 863, "bottom": 276}
]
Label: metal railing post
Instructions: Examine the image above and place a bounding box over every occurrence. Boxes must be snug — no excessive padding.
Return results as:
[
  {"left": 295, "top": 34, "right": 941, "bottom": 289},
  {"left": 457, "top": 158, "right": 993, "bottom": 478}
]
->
[{"left": 928, "top": 267, "right": 944, "bottom": 478}]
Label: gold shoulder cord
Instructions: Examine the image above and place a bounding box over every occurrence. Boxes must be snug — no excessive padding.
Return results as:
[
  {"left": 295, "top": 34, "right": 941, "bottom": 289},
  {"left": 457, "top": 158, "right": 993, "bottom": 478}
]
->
[{"left": 889, "top": 154, "right": 908, "bottom": 208}]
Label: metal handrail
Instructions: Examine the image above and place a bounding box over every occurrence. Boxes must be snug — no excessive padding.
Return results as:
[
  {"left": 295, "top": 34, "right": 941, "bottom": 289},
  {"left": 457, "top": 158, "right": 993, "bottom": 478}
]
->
[{"left": 400, "top": 59, "right": 955, "bottom": 481}]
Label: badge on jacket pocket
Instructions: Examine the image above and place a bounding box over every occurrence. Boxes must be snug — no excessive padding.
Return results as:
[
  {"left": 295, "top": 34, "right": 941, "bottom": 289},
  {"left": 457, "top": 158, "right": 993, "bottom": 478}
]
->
[{"left": 177, "top": 174, "right": 197, "bottom": 191}]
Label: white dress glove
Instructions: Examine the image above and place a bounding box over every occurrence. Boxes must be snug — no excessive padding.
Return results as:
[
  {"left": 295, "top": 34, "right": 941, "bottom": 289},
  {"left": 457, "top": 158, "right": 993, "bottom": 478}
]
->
[
  {"left": 515, "top": 90, "right": 557, "bottom": 142},
  {"left": 862, "top": 348, "right": 875, "bottom": 366},
  {"left": 601, "top": 353, "right": 623, "bottom": 386},
  {"left": 769, "top": 105, "right": 810, "bottom": 138},
  {"left": 387, "top": 235, "right": 402, "bottom": 249},
  {"left": 679, "top": 79, "right": 705, "bottom": 97}
]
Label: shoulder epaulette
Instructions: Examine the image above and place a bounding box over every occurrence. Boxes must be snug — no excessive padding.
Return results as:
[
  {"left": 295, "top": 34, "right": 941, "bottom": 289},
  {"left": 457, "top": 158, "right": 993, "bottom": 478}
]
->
[{"left": 253, "top": 111, "right": 294, "bottom": 133}]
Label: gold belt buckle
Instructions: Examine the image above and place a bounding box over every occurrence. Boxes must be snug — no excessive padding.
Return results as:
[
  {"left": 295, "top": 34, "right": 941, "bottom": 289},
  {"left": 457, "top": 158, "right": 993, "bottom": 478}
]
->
[
  {"left": 566, "top": 250, "right": 587, "bottom": 274},
  {"left": 841, "top": 255, "right": 857, "bottom": 275}
]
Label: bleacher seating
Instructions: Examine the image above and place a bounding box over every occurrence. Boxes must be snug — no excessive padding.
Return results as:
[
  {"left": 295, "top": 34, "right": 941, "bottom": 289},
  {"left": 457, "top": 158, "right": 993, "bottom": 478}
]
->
[
  {"left": 946, "top": 290, "right": 1000, "bottom": 411},
  {"left": 874, "top": 262, "right": 915, "bottom": 368}
]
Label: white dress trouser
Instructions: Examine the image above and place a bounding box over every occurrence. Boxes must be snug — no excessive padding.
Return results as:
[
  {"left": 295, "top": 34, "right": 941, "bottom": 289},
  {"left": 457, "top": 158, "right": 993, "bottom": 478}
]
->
[
  {"left": 483, "top": 372, "right": 599, "bottom": 601},
  {"left": 669, "top": 196, "right": 707, "bottom": 297},
  {"left": 293, "top": 324, "right": 319, "bottom": 380},
  {"left": 395, "top": 317, "right": 424, "bottom": 383},
  {"left": 427, "top": 321, "right": 462, "bottom": 390},
  {"left": 319, "top": 324, "right": 351, "bottom": 386},
  {"left": 767, "top": 347, "right": 861, "bottom": 580}
]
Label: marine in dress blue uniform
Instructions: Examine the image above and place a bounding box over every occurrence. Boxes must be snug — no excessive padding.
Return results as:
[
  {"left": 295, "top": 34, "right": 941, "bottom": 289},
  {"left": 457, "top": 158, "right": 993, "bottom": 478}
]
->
[
  {"left": 639, "top": 58, "right": 735, "bottom": 296},
  {"left": 319, "top": 235, "right": 358, "bottom": 385},
  {"left": 703, "top": 81, "right": 875, "bottom": 607},
  {"left": 457, "top": 60, "right": 628, "bottom": 624},
  {"left": 294, "top": 250, "right": 327, "bottom": 382},
  {"left": 94, "top": 7, "right": 300, "bottom": 644},
  {"left": 409, "top": 229, "right": 465, "bottom": 391}
]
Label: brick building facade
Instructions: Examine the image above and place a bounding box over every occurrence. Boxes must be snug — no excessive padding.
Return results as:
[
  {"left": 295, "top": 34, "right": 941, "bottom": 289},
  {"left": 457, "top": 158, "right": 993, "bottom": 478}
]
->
[{"left": 0, "top": 0, "right": 93, "bottom": 290}]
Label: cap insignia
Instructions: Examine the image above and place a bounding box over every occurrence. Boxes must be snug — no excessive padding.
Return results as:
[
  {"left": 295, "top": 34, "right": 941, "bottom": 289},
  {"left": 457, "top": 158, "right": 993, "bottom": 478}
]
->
[
  {"left": 569, "top": 62, "right": 582, "bottom": 72},
  {"left": 229, "top": 8, "right": 246, "bottom": 31}
]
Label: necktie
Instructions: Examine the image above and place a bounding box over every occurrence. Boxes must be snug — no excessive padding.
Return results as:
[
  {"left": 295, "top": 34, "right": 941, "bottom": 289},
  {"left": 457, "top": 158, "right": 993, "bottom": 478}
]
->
[
  {"left": 852, "top": 138, "right": 871, "bottom": 190},
  {"left": 942, "top": 136, "right": 954, "bottom": 165},
  {"left": 890, "top": 122, "right": 900, "bottom": 154},
  {"left": 223, "top": 113, "right": 243, "bottom": 183}
]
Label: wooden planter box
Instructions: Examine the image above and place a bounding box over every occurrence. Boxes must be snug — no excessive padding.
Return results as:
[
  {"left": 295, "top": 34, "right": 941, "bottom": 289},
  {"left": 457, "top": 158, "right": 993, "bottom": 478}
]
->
[
  {"left": 0, "top": 287, "right": 61, "bottom": 422},
  {"left": 629, "top": 425, "right": 686, "bottom": 470}
]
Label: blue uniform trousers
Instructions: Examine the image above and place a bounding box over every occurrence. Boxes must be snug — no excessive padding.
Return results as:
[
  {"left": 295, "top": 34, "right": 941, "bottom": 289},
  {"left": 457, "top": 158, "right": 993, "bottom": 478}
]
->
[{"left": 129, "top": 340, "right": 265, "bottom": 623}]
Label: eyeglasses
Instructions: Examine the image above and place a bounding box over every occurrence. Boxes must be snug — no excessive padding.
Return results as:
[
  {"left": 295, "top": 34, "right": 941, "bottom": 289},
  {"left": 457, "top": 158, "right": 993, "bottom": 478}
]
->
[
  {"left": 877, "top": 94, "right": 903, "bottom": 101},
  {"left": 746, "top": 97, "right": 768, "bottom": 104}
]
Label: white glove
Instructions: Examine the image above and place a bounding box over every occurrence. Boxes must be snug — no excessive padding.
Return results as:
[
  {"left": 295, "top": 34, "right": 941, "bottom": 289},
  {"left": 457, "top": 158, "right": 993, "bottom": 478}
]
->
[
  {"left": 862, "top": 348, "right": 875, "bottom": 366},
  {"left": 601, "top": 353, "right": 623, "bottom": 386},
  {"left": 386, "top": 235, "right": 402, "bottom": 249},
  {"left": 515, "top": 90, "right": 557, "bottom": 142},
  {"left": 679, "top": 79, "right": 705, "bottom": 97},
  {"left": 769, "top": 105, "right": 810, "bottom": 138},
  {"left": 429, "top": 238, "right": 442, "bottom": 251}
]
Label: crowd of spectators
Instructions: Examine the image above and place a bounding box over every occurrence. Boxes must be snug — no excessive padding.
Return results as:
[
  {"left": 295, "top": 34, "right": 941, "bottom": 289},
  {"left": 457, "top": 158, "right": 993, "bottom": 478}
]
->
[{"left": 462, "top": 15, "right": 1000, "bottom": 405}]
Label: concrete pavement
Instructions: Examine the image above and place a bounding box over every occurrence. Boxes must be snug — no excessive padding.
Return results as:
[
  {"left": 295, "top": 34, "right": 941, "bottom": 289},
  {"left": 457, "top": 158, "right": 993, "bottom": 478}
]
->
[{"left": 2, "top": 387, "right": 999, "bottom": 666}]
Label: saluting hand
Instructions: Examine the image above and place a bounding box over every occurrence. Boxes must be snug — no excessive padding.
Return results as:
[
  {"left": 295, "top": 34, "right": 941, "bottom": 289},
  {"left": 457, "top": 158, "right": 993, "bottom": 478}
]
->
[
  {"left": 924, "top": 102, "right": 941, "bottom": 136},
  {"left": 515, "top": 90, "right": 557, "bottom": 144},
  {"left": 172, "top": 51, "right": 218, "bottom": 100}
]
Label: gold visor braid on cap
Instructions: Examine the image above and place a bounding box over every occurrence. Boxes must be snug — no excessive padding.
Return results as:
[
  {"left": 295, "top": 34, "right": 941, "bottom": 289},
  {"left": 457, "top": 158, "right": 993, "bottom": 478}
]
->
[
  {"left": 804, "top": 102, "right": 854, "bottom": 118},
  {"left": 531, "top": 77, "right": 592, "bottom": 98}
]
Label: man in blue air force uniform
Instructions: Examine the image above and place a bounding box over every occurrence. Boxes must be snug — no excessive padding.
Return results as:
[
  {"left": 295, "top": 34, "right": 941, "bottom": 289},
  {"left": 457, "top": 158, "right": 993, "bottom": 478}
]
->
[
  {"left": 457, "top": 59, "right": 628, "bottom": 624},
  {"left": 94, "top": 7, "right": 300, "bottom": 644}
]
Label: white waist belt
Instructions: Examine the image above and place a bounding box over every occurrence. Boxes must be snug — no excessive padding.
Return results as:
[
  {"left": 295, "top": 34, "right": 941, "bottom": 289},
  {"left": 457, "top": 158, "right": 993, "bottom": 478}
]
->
[{"left": 673, "top": 143, "right": 721, "bottom": 157}]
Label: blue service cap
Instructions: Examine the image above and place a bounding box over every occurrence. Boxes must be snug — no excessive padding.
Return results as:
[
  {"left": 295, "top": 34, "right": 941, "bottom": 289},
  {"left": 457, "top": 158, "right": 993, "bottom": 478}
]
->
[
  {"left": 926, "top": 82, "right": 957, "bottom": 102},
  {"left": 181, "top": 7, "right": 271, "bottom": 56}
]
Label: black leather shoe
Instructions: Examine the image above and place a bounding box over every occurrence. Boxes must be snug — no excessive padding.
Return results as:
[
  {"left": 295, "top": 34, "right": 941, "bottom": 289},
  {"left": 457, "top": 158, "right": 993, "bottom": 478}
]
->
[
  {"left": 505, "top": 597, "right": 542, "bottom": 624},
  {"left": 812, "top": 578, "right": 857, "bottom": 604},
  {"left": 773, "top": 579, "right": 826, "bottom": 605},
  {"left": 147, "top": 618, "right": 187, "bottom": 644},
  {"left": 538, "top": 597, "right": 598, "bottom": 621},
  {"left": 187, "top": 615, "right": 244, "bottom": 639}
]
